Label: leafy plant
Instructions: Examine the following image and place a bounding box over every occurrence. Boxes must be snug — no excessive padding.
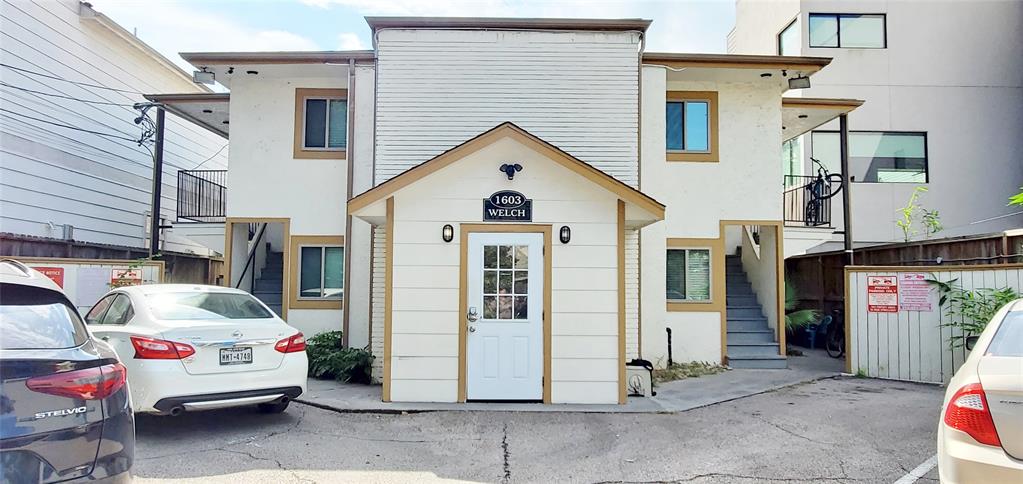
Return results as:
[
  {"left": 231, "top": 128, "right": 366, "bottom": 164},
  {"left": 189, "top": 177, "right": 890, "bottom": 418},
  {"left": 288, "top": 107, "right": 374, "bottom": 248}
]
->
[
  {"left": 1010, "top": 187, "right": 1023, "bottom": 207},
  {"left": 305, "top": 331, "right": 375, "bottom": 383},
  {"left": 784, "top": 279, "right": 819, "bottom": 330},
  {"left": 896, "top": 187, "right": 941, "bottom": 242},
  {"left": 927, "top": 278, "right": 1020, "bottom": 348}
]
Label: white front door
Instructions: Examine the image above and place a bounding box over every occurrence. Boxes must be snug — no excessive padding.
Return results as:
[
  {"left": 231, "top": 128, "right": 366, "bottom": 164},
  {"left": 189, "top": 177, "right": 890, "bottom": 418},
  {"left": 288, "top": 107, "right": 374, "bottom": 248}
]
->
[{"left": 466, "top": 232, "right": 543, "bottom": 401}]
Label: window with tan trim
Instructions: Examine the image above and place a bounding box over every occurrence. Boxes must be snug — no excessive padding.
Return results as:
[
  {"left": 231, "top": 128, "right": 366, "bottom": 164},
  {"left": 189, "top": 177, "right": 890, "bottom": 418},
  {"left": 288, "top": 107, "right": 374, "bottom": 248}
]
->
[
  {"left": 666, "top": 248, "right": 712, "bottom": 301},
  {"left": 666, "top": 91, "right": 718, "bottom": 162},
  {"left": 293, "top": 88, "right": 347, "bottom": 159},
  {"left": 288, "top": 235, "right": 344, "bottom": 310}
]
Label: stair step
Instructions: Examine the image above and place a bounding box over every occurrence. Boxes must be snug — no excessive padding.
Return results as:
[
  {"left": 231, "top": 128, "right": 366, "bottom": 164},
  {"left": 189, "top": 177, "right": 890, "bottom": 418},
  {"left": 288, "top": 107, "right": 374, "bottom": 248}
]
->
[
  {"left": 254, "top": 280, "right": 282, "bottom": 292},
  {"left": 727, "top": 318, "right": 771, "bottom": 332},
  {"left": 727, "top": 355, "right": 788, "bottom": 369},
  {"left": 727, "top": 307, "right": 765, "bottom": 318},
  {"left": 727, "top": 295, "right": 759, "bottom": 305},
  {"left": 253, "top": 292, "right": 282, "bottom": 305},
  {"left": 727, "top": 331, "right": 776, "bottom": 344},
  {"left": 727, "top": 342, "right": 781, "bottom": 357}
]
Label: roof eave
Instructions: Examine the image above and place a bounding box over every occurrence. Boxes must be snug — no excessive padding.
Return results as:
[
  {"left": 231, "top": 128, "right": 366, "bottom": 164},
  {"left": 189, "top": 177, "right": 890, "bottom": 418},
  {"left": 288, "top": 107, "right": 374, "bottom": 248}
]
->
[
  {"left": 180, "top": 50, "right": 376, "bottom": 67},
  {"left": 365, "top": 16, "right": 652, "bottom": 32},
  {"left": 643, "top": 53, "right": 832, "bottom": 73}
]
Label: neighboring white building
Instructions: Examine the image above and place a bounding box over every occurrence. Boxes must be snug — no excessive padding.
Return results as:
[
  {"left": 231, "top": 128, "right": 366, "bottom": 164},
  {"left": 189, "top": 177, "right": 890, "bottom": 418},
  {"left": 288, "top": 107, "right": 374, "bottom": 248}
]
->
[
  {"left": 156, "top": 17, "right": 859, "bottom": 404},
  {"left": 729, "top": 0, "right": 1023, "bottom": 252},
  {"left": 0, "top": 1, "right": 228, "bottom": 258}
]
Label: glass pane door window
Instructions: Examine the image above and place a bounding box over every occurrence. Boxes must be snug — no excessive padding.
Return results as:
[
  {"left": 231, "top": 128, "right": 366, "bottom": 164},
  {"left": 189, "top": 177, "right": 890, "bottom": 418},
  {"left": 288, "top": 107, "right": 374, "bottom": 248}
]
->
[
  {"left": 812, "top": 131, "right": 927, "bottom": 183},
  {"left": 666, "top": 100, "right": 710, "bottom": 152},
  {"left": 481, "top": 244, "right": 528, "bottom": 320},
  {"left": 303, "top": 98, "right": 347, "bottom": 149},
  {"left": 666, "top": 249, "right": 711, "bottom": 301},
  {"left": 300, "top": 246, "right": 344, "bottom": 299}
]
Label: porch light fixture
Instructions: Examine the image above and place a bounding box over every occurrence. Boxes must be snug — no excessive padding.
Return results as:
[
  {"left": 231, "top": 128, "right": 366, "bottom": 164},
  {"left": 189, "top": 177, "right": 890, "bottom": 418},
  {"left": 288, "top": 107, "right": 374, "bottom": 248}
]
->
[
  {"left": 441, "top": 224, "right": 454, "bottom": 243},
  {"left": 500, "top": 163, "right": 522, "bottom": 180},
  {"left": 559, "top": 226, "right": 571, "bottom": 244},
  {"left": 788, "top": 75, "right": 811, "bottom": 89}
]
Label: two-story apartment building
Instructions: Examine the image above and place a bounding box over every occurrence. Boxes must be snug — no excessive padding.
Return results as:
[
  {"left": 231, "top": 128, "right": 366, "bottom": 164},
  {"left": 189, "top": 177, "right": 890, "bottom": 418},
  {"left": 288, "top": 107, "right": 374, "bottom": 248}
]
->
[
  {"left": 729, "top": 0, "right": 1023, "bottom": 251},
  {"left": 152, "top": 17, "right": 859, "bottom": 404}
]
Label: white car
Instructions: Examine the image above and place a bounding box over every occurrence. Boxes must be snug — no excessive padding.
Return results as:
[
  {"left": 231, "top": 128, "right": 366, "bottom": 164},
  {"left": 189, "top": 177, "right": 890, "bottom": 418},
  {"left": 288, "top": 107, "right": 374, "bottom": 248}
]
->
[
  {"left": 84, "top": 284, "right": 308, "bottom": 415},
  {"left": 938, "top": 299, "right": 1023, "bottom": 483}
]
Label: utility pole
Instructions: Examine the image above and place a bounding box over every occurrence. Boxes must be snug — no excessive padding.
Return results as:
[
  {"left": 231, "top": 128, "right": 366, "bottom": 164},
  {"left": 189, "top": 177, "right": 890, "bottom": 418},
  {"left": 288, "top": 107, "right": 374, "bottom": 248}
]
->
[
  {"left": 148, "top": 106, "right": 166, "bottom": 256},
  {"left": 839, "top": 113, "right": 854, "bottom": 265}
]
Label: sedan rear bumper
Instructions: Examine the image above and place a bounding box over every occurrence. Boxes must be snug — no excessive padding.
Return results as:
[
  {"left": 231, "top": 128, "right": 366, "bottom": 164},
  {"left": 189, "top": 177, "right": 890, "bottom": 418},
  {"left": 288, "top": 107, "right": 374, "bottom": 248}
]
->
[
  {"left": 939, "top": 427, "right": 1023, "bottom": 483},
  {"left": 153, "top": 386, "right": 303, "bottom": 413}
]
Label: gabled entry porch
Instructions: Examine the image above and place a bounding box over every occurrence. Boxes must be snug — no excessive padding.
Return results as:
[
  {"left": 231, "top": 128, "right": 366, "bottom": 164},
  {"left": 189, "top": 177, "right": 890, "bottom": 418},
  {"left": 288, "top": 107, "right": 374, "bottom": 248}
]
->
[{"left": 350, "top": 123, "right": 664, "bottom": 404}]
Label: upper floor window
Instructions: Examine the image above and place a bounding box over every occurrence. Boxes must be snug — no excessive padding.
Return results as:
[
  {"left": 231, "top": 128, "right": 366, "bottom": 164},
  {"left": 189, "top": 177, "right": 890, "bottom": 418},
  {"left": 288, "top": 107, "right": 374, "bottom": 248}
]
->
[
  {"left": 809, "top": 14, "right": 886, "bottom": 49},
  {"left": 777, "top": 18, "right": 799, "bottom": 55},
  {"left": 294, "top": 88, "right": 347, "bottom": 159},
  {"left": 666, "top": 91, "right": 718, "bottom": 162},
  {"left": 811, "top": 131, "right": 927, "bottom": 183}
]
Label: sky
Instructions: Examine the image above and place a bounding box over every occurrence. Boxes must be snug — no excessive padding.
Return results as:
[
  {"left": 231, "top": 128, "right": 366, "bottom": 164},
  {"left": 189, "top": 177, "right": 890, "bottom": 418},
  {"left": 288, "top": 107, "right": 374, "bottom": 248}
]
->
[{"left": 91, "top": 0, "right": 736, "bottom": 72}]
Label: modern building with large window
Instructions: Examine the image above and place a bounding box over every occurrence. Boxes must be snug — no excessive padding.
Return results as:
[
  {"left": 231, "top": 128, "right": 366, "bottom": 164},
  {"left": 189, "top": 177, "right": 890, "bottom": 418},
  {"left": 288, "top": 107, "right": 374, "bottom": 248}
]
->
[
  {"left": 150, "top": 16, "right": 864, "bottom": 404},
  {"left": 730, "top": 0, "right": 1023, "bottom": 251}
]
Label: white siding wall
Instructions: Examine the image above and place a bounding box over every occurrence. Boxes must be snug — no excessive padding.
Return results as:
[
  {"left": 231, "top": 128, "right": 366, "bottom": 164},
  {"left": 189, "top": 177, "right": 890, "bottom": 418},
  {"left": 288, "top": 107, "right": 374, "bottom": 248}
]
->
[
  {"left": 624, "top": 230, "right": 640, "bottom": 359},
  {"left": 374, "top": 29, "right": 641, "bottom": 187},
  {"left": 0, "top": 0, "right": 227, "bottom": 248},
  {"left": 370, "top": 226, "right": 385, "bottom": 383},
  {"left": 385, "top": 136, "right": 621, "bottom": 404}
]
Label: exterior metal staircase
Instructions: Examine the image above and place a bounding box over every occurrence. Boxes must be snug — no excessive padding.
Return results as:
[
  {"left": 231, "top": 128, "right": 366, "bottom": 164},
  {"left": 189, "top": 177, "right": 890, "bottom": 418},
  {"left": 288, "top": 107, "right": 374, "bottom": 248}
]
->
[
  {"left": 253, "top": 250, "right": 284, "bottom": 316},
  {"left": 725, "top": 255, "right": 787, "bottom": 369}
]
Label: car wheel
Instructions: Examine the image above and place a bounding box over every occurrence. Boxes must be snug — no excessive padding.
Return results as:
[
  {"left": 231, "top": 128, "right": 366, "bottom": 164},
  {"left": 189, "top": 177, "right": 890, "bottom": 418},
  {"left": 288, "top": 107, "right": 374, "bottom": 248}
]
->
[{"left": 257, "top": 399, "right": 290, "bottom": 414}]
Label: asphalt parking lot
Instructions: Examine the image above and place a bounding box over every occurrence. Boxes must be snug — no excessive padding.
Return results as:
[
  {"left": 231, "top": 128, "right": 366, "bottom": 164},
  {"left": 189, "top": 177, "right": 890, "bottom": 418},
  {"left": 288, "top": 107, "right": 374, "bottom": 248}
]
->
[{"left": 134, "top": 376, "right": 944, "bottom": 483}]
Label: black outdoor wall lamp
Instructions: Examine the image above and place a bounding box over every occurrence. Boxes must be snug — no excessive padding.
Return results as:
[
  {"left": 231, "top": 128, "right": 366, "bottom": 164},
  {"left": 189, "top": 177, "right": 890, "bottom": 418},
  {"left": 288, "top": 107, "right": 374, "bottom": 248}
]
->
[
  {"left": 441, "top": 224, "right": 454, "bottom": 243},
  {"left": 559, "top": 226, "right": 571, "bottom": 244},
  {"left": 500, "top": 163, "right": 522, "bottom": 180}
]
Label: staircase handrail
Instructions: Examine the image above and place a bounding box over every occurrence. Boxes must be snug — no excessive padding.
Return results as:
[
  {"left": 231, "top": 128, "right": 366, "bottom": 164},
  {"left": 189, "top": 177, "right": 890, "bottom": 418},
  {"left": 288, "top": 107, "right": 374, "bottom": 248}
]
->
[{"left": 236, "top": 222, "right": 267, "bottom": 292}]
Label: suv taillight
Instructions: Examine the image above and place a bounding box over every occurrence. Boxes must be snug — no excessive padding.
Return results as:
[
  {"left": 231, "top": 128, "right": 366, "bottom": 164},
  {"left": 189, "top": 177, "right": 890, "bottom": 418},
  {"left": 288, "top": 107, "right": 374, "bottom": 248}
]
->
[
  {"left": 131, "top": 335, "right": 195, "bottom": 359},
  {"left": 26, "top": 363, "right": 127, "bottom": 400},
  {"left": 275, "top": 332, "right": 306, "bottom": 353},
  {"left": 944, "top": 383, "right": 1001, "bottom": 447}
]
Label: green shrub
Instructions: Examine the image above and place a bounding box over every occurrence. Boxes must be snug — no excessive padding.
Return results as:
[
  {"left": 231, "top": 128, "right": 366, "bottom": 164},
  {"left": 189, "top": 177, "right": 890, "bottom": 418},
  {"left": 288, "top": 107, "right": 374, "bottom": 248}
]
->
[{"left": 305, "top": 331, "right": 375, "bottom": 383}]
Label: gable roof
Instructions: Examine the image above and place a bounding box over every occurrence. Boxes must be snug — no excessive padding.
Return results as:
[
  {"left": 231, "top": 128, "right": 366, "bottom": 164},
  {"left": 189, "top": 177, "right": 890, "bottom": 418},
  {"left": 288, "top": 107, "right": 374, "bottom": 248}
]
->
[{"left": 348, "top": 122, "right": 665, "bottom": 220}]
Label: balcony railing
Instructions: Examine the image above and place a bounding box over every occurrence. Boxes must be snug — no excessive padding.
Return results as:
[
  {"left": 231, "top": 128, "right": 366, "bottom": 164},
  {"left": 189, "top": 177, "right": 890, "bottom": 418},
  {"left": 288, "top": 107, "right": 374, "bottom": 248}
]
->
[
  {"left": 783, "top": 175, "right": 832, "bottom": 227},
  {"left": 177, "top": 169, "right": 226, "bottom": 223}
]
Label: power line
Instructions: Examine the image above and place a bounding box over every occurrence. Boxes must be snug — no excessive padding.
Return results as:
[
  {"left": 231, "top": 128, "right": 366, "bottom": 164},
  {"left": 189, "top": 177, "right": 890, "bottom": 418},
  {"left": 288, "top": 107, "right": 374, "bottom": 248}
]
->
[
  {"left": 0, "top": 62, "right": 144, "bottom": 95},
  {"left": 0, "top": 107, "right": 140, "bottom": 143},
  {"left": 0, "top": 81, "right": 137, "bottom": 106},
  {"left": 192, "top": 143, "right": 229, "bottom": 169}
]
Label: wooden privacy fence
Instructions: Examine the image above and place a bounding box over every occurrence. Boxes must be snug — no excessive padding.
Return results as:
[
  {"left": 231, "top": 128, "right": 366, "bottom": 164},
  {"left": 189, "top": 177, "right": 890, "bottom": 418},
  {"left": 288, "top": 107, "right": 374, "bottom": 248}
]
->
[{"left": 845, "top": 264, "right": 1023, "bottom": 384}]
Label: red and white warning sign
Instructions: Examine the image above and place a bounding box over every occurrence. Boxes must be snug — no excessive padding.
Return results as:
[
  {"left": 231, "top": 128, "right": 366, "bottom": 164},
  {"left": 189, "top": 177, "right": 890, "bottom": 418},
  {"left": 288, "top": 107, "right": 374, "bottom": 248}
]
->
[
  {"left": 110, "top": 268, "right": 143, "bottom": 288},
  {"left": 32, "top": 267, "right": 65, "bottom": 288},
  {"left": 867, "top": 275, "right": 899, "bottom": 313}
]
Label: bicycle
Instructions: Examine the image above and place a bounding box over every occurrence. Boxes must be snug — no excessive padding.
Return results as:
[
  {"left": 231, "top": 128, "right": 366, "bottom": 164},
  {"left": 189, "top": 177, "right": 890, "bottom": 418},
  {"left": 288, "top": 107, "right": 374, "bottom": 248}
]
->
[
  {"left": 803, "top": 157, "right": 844, "bottom": 227},
  {"left": 825, "top": 308, "right": 845, "bottom": 358}
]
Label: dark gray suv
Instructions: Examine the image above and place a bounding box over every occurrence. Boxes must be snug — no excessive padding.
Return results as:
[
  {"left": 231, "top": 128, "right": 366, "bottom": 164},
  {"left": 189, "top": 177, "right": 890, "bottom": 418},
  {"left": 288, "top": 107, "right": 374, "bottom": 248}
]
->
[{"left": 0, "top": 260, "right": 134, "bottom": 483}]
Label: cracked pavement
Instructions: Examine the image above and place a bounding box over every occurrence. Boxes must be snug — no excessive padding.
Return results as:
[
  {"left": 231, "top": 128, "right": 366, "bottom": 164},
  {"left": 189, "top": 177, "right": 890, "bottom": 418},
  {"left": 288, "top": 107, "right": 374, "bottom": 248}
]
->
[{"left": 133, "top": 376, "right": 943, "bottom": 483}]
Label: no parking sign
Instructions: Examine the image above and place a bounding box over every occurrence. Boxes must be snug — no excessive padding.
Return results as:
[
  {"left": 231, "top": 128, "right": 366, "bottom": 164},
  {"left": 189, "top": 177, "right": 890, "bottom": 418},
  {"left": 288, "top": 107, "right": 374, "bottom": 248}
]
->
[{"left": 866, "top": 276, "right": 898, "bottom": 313}]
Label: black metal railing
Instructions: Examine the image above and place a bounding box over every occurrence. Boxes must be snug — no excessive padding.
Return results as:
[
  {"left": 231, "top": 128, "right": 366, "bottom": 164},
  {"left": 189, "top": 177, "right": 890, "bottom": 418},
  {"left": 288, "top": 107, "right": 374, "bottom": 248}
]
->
[
  {"left": 783, "top": 175, "right": 832, "bottom": 227},
  {"left": 177, "top": 170, "right": 226, "bottom": 223}
]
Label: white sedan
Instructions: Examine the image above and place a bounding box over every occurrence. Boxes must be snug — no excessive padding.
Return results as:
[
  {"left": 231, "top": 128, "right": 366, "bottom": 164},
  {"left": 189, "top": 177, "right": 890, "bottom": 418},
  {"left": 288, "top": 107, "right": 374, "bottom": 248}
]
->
[
  {"left": 84, "top": 284, "right": 307, "bottom": 415},
  {"left": 938, "top": 299, "right": 1023, "bottom": 483}
]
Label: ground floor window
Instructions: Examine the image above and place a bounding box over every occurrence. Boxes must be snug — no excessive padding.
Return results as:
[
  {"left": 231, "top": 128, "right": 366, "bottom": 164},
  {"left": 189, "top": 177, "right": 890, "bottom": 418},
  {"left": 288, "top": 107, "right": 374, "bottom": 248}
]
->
[
  {"left": 666, "top": 248, "right": 711, "bottom": 301},
  {"left": 299, "top": 246, "right": 344, "bottom": 299},
  {"left": 811, "top": 131, "right": 928, "bottom": 183}
]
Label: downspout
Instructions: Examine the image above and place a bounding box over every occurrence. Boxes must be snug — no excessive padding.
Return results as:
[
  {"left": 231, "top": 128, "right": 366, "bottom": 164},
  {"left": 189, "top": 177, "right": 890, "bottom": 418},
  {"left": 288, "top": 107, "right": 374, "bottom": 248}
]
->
[
  {"left": 635, "top": 30, "right": 645, "bottom": 359},
  {"left": 342, "top": 58, "right": 356, "bottom": 348}
]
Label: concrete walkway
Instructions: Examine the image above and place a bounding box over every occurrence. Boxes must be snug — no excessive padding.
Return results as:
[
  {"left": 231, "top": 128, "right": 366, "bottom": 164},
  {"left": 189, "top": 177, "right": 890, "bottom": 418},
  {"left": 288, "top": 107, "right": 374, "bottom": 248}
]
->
[{"left": 296, "top": 348, "right": 845, "bottom": 414}]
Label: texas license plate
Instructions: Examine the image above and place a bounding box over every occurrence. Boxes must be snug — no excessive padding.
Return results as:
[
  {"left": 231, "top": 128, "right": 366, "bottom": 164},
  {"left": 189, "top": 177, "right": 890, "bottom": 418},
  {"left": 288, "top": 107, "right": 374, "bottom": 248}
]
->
[{"left": 219, "top": 347, "right": 253, "bottom": 365}]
